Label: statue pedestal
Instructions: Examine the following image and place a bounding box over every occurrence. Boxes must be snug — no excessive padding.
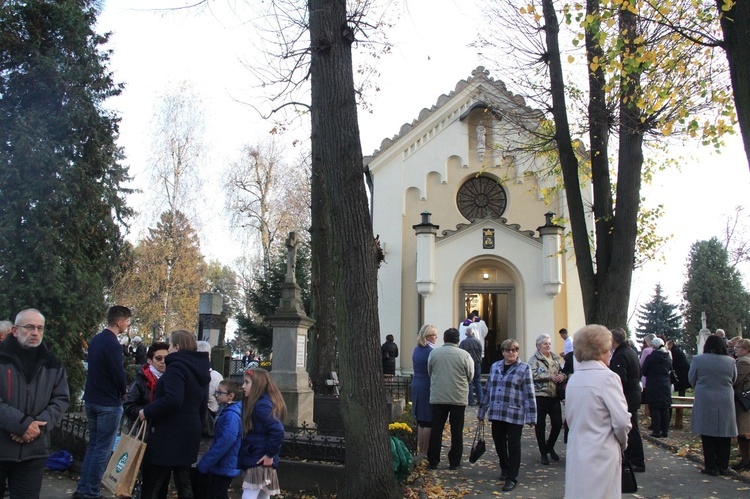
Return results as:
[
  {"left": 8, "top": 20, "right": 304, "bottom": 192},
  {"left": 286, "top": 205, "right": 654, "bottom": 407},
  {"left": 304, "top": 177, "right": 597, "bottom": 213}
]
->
[
  {"left": 268, "top": 238, "right": 316, "bottom": 427},
  {"left": 697, "top": 328, "right": 711, "bottom": 355}
]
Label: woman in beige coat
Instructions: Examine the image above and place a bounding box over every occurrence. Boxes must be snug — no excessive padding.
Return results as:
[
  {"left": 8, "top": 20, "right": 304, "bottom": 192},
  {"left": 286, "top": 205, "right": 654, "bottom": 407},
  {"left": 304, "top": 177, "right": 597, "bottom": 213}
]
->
[
  {"left": 732, "top": 338, "right": 750, "bottom": 471},
  {"left": 565, "top": 325, "right": 632, "bottom": 499}
]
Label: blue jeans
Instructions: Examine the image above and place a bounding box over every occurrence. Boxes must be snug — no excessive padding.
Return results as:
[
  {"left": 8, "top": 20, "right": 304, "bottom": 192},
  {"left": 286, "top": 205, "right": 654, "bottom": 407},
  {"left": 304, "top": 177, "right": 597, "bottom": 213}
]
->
[
  {"left": 76, "top": 403, "right": 123, "bottom": 498},
  {"left": 469, "top": 362, "right": 483, "bottom": 405}
]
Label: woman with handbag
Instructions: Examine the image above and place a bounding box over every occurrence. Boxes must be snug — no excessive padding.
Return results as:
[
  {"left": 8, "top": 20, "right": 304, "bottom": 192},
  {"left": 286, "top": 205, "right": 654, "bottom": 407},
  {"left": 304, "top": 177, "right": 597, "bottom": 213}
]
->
[
  {"left": 529, "top": 333, "right": 566, "bottom": 464},
  {"left": 565, "top": 325, "right": 631, "bottom": 499},
  {"left": 732, "top": 338, "right": 750, "bottom": 470},
  {"left": 478, "top": 339, "right": 537, "bottom": 492}
]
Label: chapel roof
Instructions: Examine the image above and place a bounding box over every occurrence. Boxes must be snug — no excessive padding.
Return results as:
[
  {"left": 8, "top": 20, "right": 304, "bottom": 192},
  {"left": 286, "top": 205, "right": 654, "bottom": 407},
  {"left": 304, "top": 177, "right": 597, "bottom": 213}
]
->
[{"left": 363, "top": 66, "right": 534, "bottom": 164}]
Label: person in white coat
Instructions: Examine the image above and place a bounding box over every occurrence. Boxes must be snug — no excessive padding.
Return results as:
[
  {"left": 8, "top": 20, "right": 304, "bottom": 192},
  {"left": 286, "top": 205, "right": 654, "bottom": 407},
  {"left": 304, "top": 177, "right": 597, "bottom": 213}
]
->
[{"left": 565, "top": 325, "right": 632, "bottom": 499}]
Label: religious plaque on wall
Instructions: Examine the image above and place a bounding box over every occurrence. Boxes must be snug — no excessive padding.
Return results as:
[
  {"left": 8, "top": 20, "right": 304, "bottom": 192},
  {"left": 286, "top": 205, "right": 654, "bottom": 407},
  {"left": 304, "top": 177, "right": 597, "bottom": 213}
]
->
[{"left": 483, "top": 228, "right": 495, "bottom": 249}]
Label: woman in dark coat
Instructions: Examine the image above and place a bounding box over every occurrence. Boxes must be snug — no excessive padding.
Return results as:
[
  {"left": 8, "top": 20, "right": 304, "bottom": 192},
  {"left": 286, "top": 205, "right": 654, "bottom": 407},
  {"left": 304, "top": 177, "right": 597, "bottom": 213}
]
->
[
  {"left": 138, "top": 330, "right": 210, "bottom": 498},
  {"left": 642, "top": 337, "right": 673, "bottom": 438},
  {"left": 412, "top": 325, "right": 437, "bottom": 456},
  {"left": 668, "top": 340, "right": 692, "bottom": 395},
  {"left": 381, "top": 334, "right": 399, "bottom": 376}
]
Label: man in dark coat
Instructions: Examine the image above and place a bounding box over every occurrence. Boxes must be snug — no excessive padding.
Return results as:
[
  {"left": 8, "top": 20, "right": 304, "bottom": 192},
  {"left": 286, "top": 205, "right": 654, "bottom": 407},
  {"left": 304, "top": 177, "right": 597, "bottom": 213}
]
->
[
  {"left": 0, "top": 309, "right": 69, "bottom": 497},
  {"left": 610, "top": 327, "right": 646, "bottom": 472}
]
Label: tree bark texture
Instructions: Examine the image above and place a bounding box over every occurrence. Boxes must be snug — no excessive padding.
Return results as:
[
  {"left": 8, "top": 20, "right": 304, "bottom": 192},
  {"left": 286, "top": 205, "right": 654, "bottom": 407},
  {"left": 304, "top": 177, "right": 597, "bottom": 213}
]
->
[
  {"left": 716, "top": 0, "right": 750, "bottom": 171},
  {"left": 308, "top": 0, "right": 399, "bottom": 496},
  {"left": 309, "top": 165, "right": 338, "bottom": 392}
]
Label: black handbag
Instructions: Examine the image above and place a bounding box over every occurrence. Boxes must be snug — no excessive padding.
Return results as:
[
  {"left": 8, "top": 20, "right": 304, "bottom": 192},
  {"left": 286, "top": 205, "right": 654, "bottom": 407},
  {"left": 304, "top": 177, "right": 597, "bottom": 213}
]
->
[
  {"left": 469, "top": 422, "right": 487, "bottom": 463},
  {"left": 737, "top": 390, "right": 750, "bottom": 412},
  {"left": 622, "top": 458, "right": 638, "bottom": 493}
]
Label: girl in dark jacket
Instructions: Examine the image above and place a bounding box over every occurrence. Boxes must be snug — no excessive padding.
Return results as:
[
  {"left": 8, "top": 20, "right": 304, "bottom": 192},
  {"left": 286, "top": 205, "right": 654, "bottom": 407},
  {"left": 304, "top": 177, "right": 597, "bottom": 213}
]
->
[
  {"left": 642, "top": 337, "right": 673, "bottom": 438},
  {"left": 138, "top": 330, "right": 210, "bottom": 499},
  {"left": 239, "top": 368, "right": 287, "bottom": 499}
]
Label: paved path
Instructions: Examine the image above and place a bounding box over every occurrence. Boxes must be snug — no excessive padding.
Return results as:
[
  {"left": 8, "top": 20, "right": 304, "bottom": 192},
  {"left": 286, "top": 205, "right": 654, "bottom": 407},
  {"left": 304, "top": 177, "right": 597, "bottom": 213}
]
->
[
  {"left": 416, "top": 405, "right": 750, "bottom": 498},
  {"left": 39, "top": 405, "right": 750, "bottom": 497}
]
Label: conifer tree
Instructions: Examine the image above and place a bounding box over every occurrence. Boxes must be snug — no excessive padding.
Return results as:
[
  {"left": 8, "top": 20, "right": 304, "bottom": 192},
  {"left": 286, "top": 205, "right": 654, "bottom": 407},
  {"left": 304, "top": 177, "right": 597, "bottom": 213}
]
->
[
  {"left": 0, "top": 0, "right": 132, "bottom": 401},
  {"left": 682, "top": 237, "right": 750, "bottom": 352},
  {"left": 236, "top": 243, "right": 311, "bottom": 357},
  {"left": 111, "top": 211, "right": 206, "bottom": 342},
  {"left": 635, "top": 284, "right": 682, "bottom": 342}
]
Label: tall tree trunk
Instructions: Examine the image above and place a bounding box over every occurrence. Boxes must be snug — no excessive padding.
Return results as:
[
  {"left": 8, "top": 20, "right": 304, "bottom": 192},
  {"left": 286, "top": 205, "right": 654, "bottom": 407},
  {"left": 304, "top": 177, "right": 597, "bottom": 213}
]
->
[
  {"left": 603, "top": 6, "right": 644, "bottom": 328},
  {"left": 308, "top": 0, "right": 399, "bottom": 496},
  {"left": 541, "top": 0, "right": 597, "bottom": 320},
  {"left": 309, "top": 166, "right": 338, "bottom": 392},
  {"left": 716, "top": 0, "right": 750, "bottom": 170}
]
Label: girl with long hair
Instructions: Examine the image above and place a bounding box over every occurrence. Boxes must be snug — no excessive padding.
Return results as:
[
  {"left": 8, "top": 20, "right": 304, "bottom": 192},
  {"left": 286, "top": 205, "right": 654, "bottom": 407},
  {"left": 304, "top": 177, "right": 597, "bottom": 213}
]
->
[{"left": 238, "top": 368, "right": 287, "bottom": 499}]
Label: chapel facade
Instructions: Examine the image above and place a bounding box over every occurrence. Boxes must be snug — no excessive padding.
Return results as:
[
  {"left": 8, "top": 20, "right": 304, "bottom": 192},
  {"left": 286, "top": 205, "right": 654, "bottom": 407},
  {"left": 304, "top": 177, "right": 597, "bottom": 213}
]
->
[{"left": 364, "top": 67, "right": 590, "bottom": 373}]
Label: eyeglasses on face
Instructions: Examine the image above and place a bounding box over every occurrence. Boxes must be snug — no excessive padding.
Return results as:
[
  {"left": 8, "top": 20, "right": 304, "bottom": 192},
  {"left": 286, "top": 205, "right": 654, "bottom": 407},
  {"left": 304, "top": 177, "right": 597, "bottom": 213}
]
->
[
  {"left": 504, "top": 348, "right": 519, "bottom": 353},
  {"left": 152, "top": 355, "right": 166, "bottom": 362},
  {"left": 214, "top": 390, "right": 229, "bottom": 397},
  {"left": 16, "top": 324, "right": 44, "bottom": 332}
]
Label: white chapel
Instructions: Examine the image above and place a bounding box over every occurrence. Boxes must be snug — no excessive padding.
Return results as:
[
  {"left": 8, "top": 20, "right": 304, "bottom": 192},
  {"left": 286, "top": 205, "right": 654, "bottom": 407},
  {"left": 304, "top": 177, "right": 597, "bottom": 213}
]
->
[{"left": 364, "top": 67, "right": 591, "bottom": 374}]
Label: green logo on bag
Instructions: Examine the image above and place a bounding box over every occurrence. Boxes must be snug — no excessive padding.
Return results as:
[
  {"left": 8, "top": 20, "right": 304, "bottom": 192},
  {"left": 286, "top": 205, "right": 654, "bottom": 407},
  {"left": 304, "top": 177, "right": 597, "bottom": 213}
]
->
[{"left": 116, "top": 452, "right": 129, "bottom": 473}]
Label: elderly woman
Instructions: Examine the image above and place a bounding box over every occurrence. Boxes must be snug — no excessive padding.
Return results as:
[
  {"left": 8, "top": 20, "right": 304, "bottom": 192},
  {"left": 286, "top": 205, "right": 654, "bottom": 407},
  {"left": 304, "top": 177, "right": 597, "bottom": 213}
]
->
[
  {"left": 412, "top": 324, "right": 438, "bottom": 457},
  {"left": 138, "top": 330, "right": 211, "bottom": 498},
  {"left": 565, "top": 325, "right": 631, "bottom": 499},
  {"left": 689, "top": 335, "right": 737, "bottom": 476},
  {"left": 732, "top": 338, "right": 750, "bottom": 470},
  {"left": 478, "top": 339, "right": 537, "bottom": 493},
  {"left": 641, "top": 337, "right": 673, "bottom": 438},
  {"left": 529, "top": 333, "right": 566, "bottom": 464}
]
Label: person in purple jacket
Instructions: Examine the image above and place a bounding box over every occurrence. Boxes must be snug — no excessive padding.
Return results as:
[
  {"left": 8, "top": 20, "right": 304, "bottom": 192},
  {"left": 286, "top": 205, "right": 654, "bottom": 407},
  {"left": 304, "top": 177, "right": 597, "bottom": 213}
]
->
[
  {"left": 477, "top": 338, "right": 537, "bottom": 493},
  {"left": 75, "top": 306, "right": 130, "bottom": 499},
  {"left": 239, "top": 368, "right": 287, "bottom": 499}
]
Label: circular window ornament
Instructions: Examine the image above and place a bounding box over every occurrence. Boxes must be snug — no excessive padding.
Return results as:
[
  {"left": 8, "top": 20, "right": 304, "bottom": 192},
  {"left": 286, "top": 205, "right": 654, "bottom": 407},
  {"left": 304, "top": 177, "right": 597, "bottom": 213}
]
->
[{"left": 456, "top": 176, "right": 507, "bottom": 220}]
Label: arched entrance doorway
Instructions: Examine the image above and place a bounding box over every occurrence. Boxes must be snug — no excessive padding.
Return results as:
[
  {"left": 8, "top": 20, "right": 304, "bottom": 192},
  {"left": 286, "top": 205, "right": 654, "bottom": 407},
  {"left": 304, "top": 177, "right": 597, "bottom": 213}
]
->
[{"left": 457, "top": 259, "right": 521, "bottom": 372}]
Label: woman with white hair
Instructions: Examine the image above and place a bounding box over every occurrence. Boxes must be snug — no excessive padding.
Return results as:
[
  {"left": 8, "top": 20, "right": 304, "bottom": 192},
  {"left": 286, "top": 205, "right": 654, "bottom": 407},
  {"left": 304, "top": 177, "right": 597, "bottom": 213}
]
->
[
  {"left": 565, "top": 325, "right": 631, "bottom": 498},
  {"left": 529, "top": 333, "right": 566, "bottom": 464},
  {"left": 641, "top": 337, "right": 673, "bottom": 437}
]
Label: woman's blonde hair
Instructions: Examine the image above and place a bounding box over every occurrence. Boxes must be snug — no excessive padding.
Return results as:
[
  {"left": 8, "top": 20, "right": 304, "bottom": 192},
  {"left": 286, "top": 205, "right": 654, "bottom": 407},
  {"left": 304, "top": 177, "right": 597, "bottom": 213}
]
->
[
  {"left": 417, "top": 324, "right": 437, "bottom": 347},
  {"left": 735, "top": 338, "right": 750, "bottom": 351},
  {"left": 242, "top": 368, "right": 287, "bottom": 436},
  {"left": 501, "top": 338, "right": 519, "bottom": 352},
  {"left": 574, "top": 325, "right": 612, "bottom": 362}
]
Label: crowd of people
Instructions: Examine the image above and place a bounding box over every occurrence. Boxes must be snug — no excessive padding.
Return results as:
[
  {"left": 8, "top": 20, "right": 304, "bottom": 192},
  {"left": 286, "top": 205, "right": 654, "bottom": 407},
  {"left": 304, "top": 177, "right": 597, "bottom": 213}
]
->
[
  {"left": 1, "top": 301, "right": 748, "bottom": 498},
  {"left": 0, "top": 306, "right": 286, "bottom": 499},
  {"left": 410, "top": 320, "right": 750, "bottom": 496}
]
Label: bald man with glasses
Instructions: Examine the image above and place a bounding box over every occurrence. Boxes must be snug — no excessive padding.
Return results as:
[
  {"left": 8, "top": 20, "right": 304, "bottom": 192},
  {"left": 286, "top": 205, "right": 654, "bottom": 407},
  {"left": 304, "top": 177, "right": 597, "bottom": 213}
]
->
[{"left": 0, "top": 308, "right": 70, "bottom": 498}]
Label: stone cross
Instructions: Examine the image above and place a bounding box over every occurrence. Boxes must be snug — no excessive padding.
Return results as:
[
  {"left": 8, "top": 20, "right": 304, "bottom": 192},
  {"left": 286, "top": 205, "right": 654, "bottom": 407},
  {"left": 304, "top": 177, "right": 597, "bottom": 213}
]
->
[
  {"left": 701, "top": 311, "right": 706, "bottom": 330},
  {"left": 285, "top": 231, "right": 298, "bottom": 284}
]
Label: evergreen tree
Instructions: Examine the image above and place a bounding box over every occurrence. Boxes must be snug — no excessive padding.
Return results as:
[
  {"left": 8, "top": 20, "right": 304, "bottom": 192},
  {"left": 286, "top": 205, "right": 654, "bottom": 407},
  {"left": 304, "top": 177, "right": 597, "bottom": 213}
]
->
[
  {"left": 111, "top": 211, "right": 206, "bottom": 342},
  {"left": 682, "top": 237, "right": 750, "bottom": 353},
  {"left": 236, "top": 243, "right": 311, "bottom": 357},
  {"left": 635, "top": 283, "right": 682, "bottom": 342},
  {"left": 0, "top": 0, "right": 132, "bottom": 402}
]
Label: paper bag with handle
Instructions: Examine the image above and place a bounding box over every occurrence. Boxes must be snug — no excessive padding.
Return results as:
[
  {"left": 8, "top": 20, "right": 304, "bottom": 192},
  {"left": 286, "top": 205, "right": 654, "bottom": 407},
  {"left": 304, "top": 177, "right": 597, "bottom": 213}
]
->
[{"left": 102, "top": 421, "right": 147, "bottom": 498}]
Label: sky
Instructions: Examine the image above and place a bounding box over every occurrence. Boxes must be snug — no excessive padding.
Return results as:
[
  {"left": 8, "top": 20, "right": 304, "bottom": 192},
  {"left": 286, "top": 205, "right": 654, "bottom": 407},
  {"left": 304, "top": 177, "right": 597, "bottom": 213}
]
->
[{"left": 96, "top": 0, "right": 750, "bottom": 331}]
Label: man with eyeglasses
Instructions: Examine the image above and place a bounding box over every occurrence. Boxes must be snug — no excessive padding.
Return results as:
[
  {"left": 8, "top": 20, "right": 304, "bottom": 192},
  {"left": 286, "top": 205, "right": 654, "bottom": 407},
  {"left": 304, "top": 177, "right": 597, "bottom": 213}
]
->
[
  {"left": 75, "top": 306, "right": 131, "bottom": 499},
  {"left": 0, "top": 308, "right": 70, "bottom": 498}
]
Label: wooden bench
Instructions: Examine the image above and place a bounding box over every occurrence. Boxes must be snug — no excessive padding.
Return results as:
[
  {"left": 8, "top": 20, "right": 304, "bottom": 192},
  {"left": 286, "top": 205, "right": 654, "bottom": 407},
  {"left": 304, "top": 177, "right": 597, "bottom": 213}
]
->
[{"left": 672, "top": 396, "right": 694, "bottom": 429}]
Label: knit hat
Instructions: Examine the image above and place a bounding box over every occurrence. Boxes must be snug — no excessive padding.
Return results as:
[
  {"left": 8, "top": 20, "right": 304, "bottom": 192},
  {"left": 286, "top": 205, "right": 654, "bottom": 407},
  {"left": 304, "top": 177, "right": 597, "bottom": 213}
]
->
[{"left": 651, "top": 337, "right": 665, "bottom": 349}]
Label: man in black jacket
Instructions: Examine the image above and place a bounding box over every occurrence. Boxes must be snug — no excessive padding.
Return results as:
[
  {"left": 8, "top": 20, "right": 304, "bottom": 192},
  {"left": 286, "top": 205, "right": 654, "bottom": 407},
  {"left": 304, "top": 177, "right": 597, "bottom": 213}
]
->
[
  {"left": 610, "top": 327, "right": 645, "bottom": 472},
  {"left": 0, "top": 308, "right": 70, "bottom": 497}
]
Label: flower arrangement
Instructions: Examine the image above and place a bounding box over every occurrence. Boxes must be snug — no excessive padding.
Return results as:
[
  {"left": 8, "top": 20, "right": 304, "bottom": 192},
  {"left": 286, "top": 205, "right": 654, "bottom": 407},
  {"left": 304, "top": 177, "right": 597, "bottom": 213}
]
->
[{"left": 389, "top": 422, "right": 413, "bottom": 433}]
